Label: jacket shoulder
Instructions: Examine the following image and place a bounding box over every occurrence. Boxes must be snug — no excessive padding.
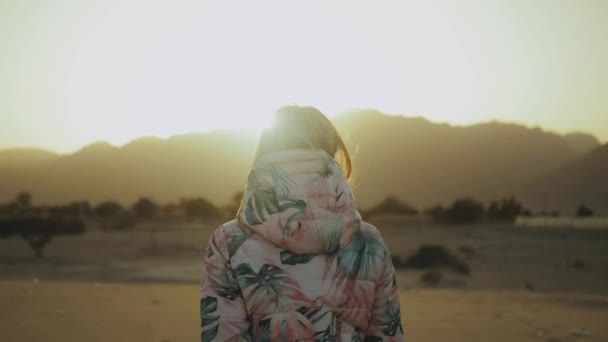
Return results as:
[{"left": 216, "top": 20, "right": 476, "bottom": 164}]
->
[
  {"left": 358, "top": 220, "right": 392, "bottom": 257},
  {"left": 208, "top": 219, "right": 250, "bottom": 259},
  {"left": 216, "top": 219, "right": 243, "bottom": 233},
  {"left": 359, "top": 221, "right": 386, "bottom": 243}
]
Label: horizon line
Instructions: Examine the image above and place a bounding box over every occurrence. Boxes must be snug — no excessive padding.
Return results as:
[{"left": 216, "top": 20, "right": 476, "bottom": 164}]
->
[{"left": 0, "top": 111, "right": 605, "bottom": 155}]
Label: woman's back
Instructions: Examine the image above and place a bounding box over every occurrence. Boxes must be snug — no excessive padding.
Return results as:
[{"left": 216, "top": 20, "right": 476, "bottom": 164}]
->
[{"left": 200, "top": 149, "right": 404, "bottom": 341}]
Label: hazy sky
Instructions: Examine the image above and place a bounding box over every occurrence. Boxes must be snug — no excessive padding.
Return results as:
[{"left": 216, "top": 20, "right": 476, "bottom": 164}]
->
[{"left": 1, "top": 0, "right": 607, "bottom": 153}]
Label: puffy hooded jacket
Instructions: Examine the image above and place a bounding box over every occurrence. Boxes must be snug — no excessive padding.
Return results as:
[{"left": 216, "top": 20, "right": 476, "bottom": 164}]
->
[{"left": 200, "top": 149, "right": 404, "bottom": 341}]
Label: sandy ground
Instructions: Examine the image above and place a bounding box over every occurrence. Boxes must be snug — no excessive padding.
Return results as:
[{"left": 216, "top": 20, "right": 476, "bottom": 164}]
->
[
  {"left": 1, "top": 221, "right": 608, "bottom": 341},
  {"left": 0, "top": 280, "right": 607, "bottom": 342},
  {"left": 2, "top": 222, "right": 607, "bottom": 295}
]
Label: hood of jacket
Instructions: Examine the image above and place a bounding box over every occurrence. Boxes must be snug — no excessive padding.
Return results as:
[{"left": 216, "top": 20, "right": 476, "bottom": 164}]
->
[{"left": 236, "top": 149, "right": 361, "bottom": 254}]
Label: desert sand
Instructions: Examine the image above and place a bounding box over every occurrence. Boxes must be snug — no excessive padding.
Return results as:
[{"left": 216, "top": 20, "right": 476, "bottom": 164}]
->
[
  {"left": 1, "top": 280, "right": 607, "bottom": 342},
  {"left": 1, "top": 221, "right": 608, "bottom": 341}
]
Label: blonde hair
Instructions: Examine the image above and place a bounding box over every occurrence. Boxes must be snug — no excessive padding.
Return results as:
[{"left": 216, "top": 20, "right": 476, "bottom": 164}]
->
[{"left": 254, "top": 105, "right": 352, "bottom": 179}]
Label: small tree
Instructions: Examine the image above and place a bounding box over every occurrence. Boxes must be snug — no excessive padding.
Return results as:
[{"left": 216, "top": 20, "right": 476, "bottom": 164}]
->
[
  {"left": 0, "top": 217, "right": 85, "bottom": 258},
  {"left": 487, "top": 197, "right": 524, "bottom": 223},
  {"left": 576, "top": 205, "right": 593, "bottom": 217},
  {"left": 49, "top": 201, "right": 93, "bottom": 217},
  {"left": 16, "top": 192, "right": 32, "bottom": 209},
  {"left": 95, "top": 201, "right": 135, "bottom": 230},
  {"left": 180, "top": 197, "right": 222, "bottom": 220},
  {"left": 132, "top": 197, "right": 159, "bottom": 218},
  {"left": 444, "top": 198, "right": 485, "bottom": 224},
  {"left": 364, "top": 196, "right": 418, "bottom": 218},
  {"left": 9, "top": 191, "right": 33, "bottom": 216},
  {"left": 424, "top": 205, "right": 446, "bottom": 222},
  {"left": 95, "top": 201, "right": 124, "bottom": 218}
]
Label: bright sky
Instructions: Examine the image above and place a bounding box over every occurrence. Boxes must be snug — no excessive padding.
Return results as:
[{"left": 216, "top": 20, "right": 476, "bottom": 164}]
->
[{"left": 1, "top": 0, "right": 607, "bottom": 153}]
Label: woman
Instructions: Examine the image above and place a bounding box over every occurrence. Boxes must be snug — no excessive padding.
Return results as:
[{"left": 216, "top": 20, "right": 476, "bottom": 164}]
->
[{"left": 200, "top": 106, "right": 404, "bottom": 341}]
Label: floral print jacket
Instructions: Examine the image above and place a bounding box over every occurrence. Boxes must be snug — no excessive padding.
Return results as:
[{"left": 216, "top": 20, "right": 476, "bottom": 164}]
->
[{"left": 200, "top": 149, "right": 404, "bottom": 341}]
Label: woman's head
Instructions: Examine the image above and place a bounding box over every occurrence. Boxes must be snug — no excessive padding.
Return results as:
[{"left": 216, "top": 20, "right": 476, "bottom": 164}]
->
[{"left": 254, "top": 105, "right": 352, "bottom": 179}]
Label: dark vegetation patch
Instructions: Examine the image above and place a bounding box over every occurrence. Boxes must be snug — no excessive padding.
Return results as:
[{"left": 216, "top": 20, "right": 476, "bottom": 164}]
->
[{"left": 394, "top": 244, "right": 471, "bottom": 275}]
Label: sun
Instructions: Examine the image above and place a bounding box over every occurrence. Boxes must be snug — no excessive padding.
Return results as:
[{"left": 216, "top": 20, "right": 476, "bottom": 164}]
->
[{"left": 150, "top": 107, "right": 275, "bottom": 138}]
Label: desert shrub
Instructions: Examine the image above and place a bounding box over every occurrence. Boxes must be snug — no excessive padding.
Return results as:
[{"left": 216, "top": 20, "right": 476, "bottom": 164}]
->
[
  {"left": 94, "top": 200, "right": 135, "bottom": 230},
  {"left": 426, "top": 198, "right": 485, "bottom": 224},
  {"left": 363, "top": 196, "right": 418, "bottom": 218},
  {"left": 424, "top": 205, "right": 446, "bottom": 222},
  {"left": 487, "top": 197, "right": 524, "bottom": 223},
  {"left": 444, "top": 198, "right": 485, "bottom": 224},
  {"left": 100, "top": 212, "right": 136, "bottom": 230},
  {"left": 0, "top": 217, "right": 85, "bottom": 258},
  {"left": 15, "top": 192, "right": 32, "bottom": 208},
  {"left": 524, "top": 282, "right": 535, "bottom": 291},
  {"left": 401, "top": 244, "right": 470, "bottom": 275},
  {"left": 420, "top": 270, "right": 442, "bottom": 286},
  {"left": 179, "top": 197, "right": 222, "bottom": 220},
  {"left": 49, "top": 201, "right": 93, "bottom": 217},
  {"left": 520, "top": 208, "right": 532, "bottom": 217},
  {"left": 132, "top": 197, "right": 159, "bottom": 218},
  {"left": 2, "top": 191, "right": 34, "bottom": 216},
  {"left": 569, "top": 259, "right": 586, "bottom": 269},
  {"left": 576, "top": 205, "right": 593, "bottom": 217},
  {"left": 95, "top": 201, "right": 125, "bottom": 218}
]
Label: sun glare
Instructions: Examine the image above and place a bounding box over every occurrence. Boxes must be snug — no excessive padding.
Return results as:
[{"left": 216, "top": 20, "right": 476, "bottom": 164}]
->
[{"left": 1, "top": 0, "right": 606, "bottom": 153}]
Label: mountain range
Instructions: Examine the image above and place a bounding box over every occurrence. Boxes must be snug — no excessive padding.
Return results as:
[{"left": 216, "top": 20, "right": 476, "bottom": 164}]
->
[{"left": 1, "top": 110, "right": 606, "bottom": 215}]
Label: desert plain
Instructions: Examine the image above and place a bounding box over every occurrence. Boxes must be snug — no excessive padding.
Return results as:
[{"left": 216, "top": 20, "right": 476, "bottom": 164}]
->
[{"left": 1, "top": 220, "right": 607, "bottom": 342}]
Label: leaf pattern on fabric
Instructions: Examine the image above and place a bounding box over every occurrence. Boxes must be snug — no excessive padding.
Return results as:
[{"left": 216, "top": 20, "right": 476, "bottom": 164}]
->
[
  {"left": 204, "top": 250, "right": 241, "bottom": 300},
  {"left": 380, "top": 303, "right": 404, "bottom": 337},
  {"left": 297, "top": 298, "right": 331, "bottom": 324},
  {"left": 202, "top": 224, "right": 403, "bottom": 341},
  {"left": 318, "top": 152, "right": 336, "bottom": 178},
  {"left": 318, "top": 227, "right": 387, "bottom": 330},
  {"left": 280, "top": 250, "right": 314, "bottom": 265},
  {"left": 316, "top": 312, "right": 342, "bottom": 341},
  {"left": 238, "top": 149, "right": 359, "bottom": 254},
  {"left": 377, "top": 265, "right": 403, "bottom": 337},
  {"left": 337, "top": 229, "right": 384, "bottom": 280},
  {"left": 201, "top": 150, "right": 404, "bottom": 341},
  {"left": 200, "top": 296, "right": 219, "bottom": 341},
  {"left": 278, "top": 198, "right": 307, "bottom": 237},
  {"left": 256, "top": 316, "right": 272, "bottom": 341},
  {"left": 205, "top": 244, "right": 214, "bottom": 258},
  {"left": 255, "top": 311, "right": 315, "bottom": 341},
  {"left": 216, "top": 278, "right": 241, "bottom": 300},
  {"left": 244, "top": 165, "right": 295, "bottom": 226},
  {"left": 225, "top": 229, "right": 249, "bottom": 257},
  {"left": 351, "top": 328, "right": 363, "bottom": 342},
  {"left": 243, "top": 181, "right": 278, "bottom": 226},
  {"left": 333, "top": 278, "right": 374, "bottom": 329},
  {"left": 234, "top": 263, "right": 314, "bottom": 315}
]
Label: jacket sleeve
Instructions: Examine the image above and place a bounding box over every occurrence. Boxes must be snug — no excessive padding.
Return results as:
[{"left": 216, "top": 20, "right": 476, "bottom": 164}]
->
[
  {"left": 200, "top": 227, "right": 251, "bottom": 342},
  {"left": 365, "top": 248, "right": 405, "bottom": 341}
]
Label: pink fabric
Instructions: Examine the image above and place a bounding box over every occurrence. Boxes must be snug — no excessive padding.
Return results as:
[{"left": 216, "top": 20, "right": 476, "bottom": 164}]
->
[{"left": 200, "top": 149, "right": 404, "bottom": 341}]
